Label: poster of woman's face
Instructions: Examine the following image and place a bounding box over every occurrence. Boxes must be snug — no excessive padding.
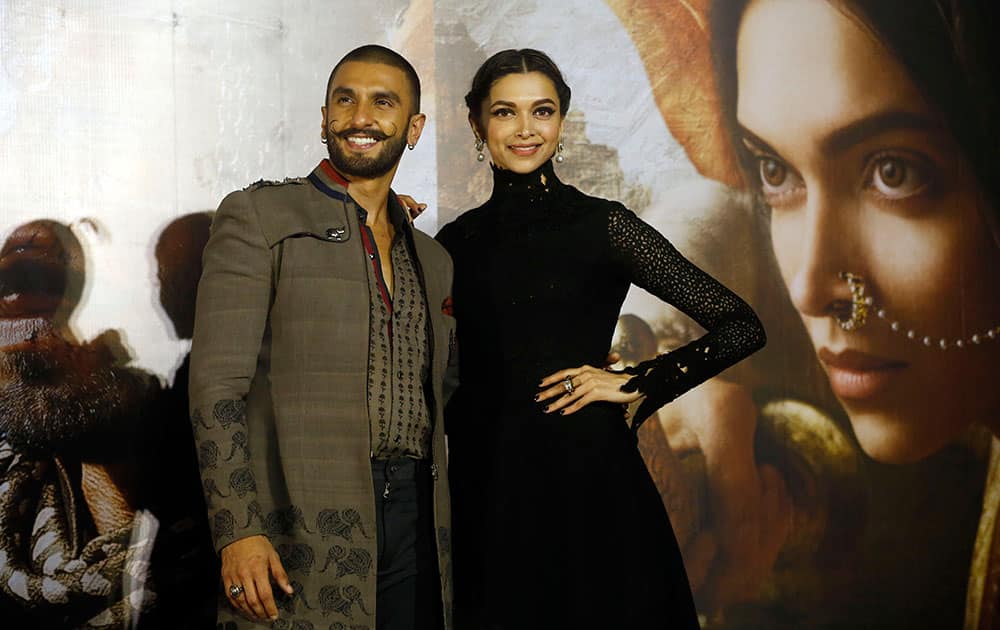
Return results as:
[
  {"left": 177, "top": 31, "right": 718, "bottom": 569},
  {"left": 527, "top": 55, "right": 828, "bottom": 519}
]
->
[{"left": 2, "top": 1, "right": 996, "bottom": 627}]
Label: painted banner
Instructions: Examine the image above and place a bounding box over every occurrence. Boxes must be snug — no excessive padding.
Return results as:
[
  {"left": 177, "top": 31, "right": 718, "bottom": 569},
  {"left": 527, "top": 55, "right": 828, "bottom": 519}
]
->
[{"left": 1, "top": 1, "right": 995, "bottom": 627}]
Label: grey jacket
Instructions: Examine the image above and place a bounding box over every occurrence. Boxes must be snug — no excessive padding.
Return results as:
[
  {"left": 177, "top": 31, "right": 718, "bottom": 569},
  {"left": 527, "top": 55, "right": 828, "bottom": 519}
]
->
[{"left": 189, "top": 161, "right": 455, "bottom": 629}]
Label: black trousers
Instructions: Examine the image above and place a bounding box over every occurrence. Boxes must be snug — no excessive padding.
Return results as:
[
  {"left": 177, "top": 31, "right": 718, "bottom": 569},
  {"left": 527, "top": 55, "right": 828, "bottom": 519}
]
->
[{"left": 371, "top": 458, "right": 443, "bottom": 630}]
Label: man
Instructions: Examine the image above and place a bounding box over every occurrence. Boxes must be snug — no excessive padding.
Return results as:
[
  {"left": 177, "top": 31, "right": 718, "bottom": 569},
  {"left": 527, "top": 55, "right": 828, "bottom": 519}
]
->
[
  {"left": 189, "top": 45, "right": 454, "bottom": 630},
  {"left": 0, "top": 219, "right": 215, "bottom": 628}
]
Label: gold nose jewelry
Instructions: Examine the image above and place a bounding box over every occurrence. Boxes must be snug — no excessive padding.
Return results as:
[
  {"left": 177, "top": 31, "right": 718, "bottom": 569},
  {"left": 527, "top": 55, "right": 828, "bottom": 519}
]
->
[
  {"left": 838, "top": 271, "right": 1000, "bottom": 349},
  {"left": 837, "top": 272, "right": 871, "bottom": 331}
]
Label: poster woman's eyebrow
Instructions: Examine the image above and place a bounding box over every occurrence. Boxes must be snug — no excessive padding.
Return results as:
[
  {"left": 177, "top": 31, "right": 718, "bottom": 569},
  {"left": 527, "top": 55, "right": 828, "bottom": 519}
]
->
[
  {"left": 736, "top": 125, "right": 779, "bottom": 156},
  {"left": 820, "top": 110, "right": 943, "bottom": 155}
]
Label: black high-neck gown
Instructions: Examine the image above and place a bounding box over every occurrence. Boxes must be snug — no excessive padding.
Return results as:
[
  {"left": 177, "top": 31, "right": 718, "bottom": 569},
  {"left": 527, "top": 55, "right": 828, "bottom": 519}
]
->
[{"left": 437, "top": 161, "right": 765, "bottom": 629}]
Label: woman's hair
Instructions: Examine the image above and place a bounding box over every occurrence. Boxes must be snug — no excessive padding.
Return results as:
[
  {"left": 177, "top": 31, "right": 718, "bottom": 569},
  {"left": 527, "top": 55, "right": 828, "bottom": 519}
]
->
[
  {"left": 465, "top": 49, "right": 572, "bottom": 129},
  {"left": 710, "top": 0, "right": 1000, "bottom": 225}
]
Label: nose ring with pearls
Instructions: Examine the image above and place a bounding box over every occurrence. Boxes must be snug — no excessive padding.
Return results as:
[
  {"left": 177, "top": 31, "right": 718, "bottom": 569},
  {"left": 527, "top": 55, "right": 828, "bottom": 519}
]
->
[
  {"left": 837, "top": 272, "right": 872, "bottom": 331},
  {"left": 837, "top": 271, "right": 1000, "bottom": 349}
]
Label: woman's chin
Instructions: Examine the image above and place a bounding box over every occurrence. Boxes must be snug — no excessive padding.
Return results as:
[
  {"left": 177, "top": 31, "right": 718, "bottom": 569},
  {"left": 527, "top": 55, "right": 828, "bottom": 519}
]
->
[
  {"left": 849, "top": 408, "right": 967, "bottom": 464},
  {"left": 493, "top": 152, "right": 556, "bottom": 174}
]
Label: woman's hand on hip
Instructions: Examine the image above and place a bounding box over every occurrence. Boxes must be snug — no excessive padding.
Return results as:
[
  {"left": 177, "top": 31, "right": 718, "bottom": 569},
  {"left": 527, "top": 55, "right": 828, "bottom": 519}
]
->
[{"left": 537, "top": 364, "right": 642, "bottom": 415}]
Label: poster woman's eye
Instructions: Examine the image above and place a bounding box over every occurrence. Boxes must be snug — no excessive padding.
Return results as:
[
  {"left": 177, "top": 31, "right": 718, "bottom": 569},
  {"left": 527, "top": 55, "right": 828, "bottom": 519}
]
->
[
  {"left": 760, "top": 158, "right": 787, "bottom": 188},
  {"left": 754, "top": 156, "right": 804, "bottom": 207},
  {"left": 869, "top": 155, "right": 930, "bottom": 200}
]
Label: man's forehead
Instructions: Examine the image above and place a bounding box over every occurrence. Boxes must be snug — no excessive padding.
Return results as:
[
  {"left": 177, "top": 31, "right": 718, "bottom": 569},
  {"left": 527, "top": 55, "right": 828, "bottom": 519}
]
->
[
  {"left": 330, "top": 61, "right": 413, "bottom": 100},
  {"left": 329, "top": 61, "right": 408, "bottom": 93}
]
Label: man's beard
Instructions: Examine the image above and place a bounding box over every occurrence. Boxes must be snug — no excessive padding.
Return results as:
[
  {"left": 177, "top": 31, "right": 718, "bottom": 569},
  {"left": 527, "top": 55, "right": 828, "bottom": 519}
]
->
[
  {"left": 327, "top": 127, "right": 408, "bottom": 179},
  {"left": 0, "top": 332, "right": 155, "bottom": 459}
]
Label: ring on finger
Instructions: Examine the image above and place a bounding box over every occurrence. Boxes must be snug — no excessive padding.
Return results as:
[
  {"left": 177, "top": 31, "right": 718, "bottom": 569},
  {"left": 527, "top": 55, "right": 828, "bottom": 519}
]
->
[
  {"left": 228, "top": 583, "right": 245, "bottom": 598},
  {"left": 563, "top": 376, "right": 575, "bottom": 395}
]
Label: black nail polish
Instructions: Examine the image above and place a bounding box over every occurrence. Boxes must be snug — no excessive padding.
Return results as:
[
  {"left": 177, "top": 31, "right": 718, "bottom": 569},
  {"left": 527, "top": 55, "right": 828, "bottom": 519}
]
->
[
  {"left": 558, "top": 410, "right": 565, "bottom": 415},
  {"left": 533, "top": 395, "right": 540, "bottom": 401}
]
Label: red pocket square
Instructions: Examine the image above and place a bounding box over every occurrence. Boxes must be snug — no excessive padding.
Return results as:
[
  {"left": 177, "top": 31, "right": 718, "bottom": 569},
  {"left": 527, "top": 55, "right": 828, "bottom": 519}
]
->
[{"left": 442, "top": 296, "right": 454, "bottom": 317}]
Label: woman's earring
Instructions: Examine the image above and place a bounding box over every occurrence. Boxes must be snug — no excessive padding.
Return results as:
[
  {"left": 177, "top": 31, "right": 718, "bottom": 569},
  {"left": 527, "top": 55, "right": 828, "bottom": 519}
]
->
[
  {"left": 475, "top": 139, "right": 485, "bottom": 162},
  {"left": 555, "top": 141, "right": 565, "bottom": 163},
  {"left": 837, "top": 272, "right": 872, "bottom": 331}
]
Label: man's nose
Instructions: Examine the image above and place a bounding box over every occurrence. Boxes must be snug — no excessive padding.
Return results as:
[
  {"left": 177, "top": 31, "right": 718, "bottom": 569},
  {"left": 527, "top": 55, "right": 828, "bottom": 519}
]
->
[{"left": 350, "top": 102, "right": 374, "bottom": 128}]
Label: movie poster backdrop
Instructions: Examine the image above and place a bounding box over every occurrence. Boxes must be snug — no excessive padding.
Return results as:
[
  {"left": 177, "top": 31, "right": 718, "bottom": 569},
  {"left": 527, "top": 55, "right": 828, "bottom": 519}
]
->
[{"left": 1, "top": 1, "right": 995, "bottom": 627}]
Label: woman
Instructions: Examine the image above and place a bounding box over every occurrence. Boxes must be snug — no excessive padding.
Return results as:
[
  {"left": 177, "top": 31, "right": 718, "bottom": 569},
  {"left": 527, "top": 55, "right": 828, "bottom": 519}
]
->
[
  {"left": 436, "top": 49, "right": 766, "bottom": 628},
  {"left": 703, "top": 0, "right": 1000, "bottom": 626}
]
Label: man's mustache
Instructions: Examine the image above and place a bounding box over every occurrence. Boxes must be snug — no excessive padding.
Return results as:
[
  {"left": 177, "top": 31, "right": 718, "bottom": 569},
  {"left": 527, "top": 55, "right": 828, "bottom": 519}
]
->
[{"left": 335, "top": 128, "right": 390, "bottom": 141}]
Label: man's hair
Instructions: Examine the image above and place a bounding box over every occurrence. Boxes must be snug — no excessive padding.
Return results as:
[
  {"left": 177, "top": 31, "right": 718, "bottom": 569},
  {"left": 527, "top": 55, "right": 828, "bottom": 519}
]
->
[{"left": 325, "top": 44, "right": 421, "bottom": 114}]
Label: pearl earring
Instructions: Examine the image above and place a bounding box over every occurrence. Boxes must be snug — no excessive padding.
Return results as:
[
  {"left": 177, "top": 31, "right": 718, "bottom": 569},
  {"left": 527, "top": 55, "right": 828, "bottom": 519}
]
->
[
  {"left": 475, "top": 139, "right": 485, "bottom": 162},
  {"left": 555, "top": 141, "right": 565, "bottom": 163}
]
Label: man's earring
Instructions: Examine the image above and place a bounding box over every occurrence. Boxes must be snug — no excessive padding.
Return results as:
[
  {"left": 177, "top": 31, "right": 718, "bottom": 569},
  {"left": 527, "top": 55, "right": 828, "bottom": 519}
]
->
[
  {"left": 475, "top": 139, "right": 485, "bottom": 162},
  {"left": 407, "top": 143, "right": 415, "bottom": 150},
  {"left": 321, "top": 134, "right": 327, "bottom": 144}
]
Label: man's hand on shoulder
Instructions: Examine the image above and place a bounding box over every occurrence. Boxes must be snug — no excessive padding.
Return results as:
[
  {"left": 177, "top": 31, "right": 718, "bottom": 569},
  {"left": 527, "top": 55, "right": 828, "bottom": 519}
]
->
[
  {"left": 397, "top": 194, "right": 427, "bottom": 222},
  {"left": 221, "top": 534, "right": 294, "bottom": 621}
]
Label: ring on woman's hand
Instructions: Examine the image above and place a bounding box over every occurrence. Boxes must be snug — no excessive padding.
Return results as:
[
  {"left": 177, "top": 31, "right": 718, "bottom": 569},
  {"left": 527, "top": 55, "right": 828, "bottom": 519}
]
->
[
  {"left": 563, "top": 376, "right": 575, "bottom": 395},
  {"left": 229, "top": 584, "right": 245, "bottom": 598}
]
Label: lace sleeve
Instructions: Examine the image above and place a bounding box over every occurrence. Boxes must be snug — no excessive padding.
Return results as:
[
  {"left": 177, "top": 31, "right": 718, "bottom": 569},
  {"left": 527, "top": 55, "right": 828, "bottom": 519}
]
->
[{"left": 608, "top": 206, "right": 766, "bottom": 430}]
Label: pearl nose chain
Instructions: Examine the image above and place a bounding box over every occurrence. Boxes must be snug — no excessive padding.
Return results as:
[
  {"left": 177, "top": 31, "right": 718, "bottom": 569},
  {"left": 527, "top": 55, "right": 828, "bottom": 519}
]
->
[{"left": 837, "top": 272, "right": 999, "bottom": 350}]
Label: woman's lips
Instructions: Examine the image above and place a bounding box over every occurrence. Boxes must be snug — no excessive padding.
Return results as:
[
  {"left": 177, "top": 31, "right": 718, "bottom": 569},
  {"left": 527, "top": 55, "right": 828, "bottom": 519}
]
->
[
  {"left": 508, "top": 144, "right": 541, "bottom": 156},
  {"left": 818, "top": 347, "right": 908, "bottom": 400}
]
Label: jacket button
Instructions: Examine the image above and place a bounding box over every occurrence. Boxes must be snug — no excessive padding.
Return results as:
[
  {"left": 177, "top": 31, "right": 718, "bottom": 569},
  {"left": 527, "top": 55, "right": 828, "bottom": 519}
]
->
[
  {"left": 326, "top": 226, "right": 346, "bottom": 241},
  {"left": 430, "top": 463, "right": 439, "bottom": 480}
]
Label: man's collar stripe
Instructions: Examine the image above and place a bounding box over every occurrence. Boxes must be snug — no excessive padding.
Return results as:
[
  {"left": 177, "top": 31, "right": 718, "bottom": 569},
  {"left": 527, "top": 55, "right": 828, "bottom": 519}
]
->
[{"left": 308, "top": 172, "right": 348, "bottom": 202}]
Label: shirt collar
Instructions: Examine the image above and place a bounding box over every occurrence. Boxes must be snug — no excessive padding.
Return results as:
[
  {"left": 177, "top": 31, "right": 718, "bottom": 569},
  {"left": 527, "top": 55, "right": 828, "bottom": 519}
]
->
[
  {"left": 308, "top": 159, "right": 349, "bottom": 202},
  {"left": 317, "top": 158, "right": 350, "bottom": 188},
  {"left": 309, "top": 159, "right": 409, "bottom": 236},
  {"left": 357, "top": 193, "right": 409, "bottom": 237}
]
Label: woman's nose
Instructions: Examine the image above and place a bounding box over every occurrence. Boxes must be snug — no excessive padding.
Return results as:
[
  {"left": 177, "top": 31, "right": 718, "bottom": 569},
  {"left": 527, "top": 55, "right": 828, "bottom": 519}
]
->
[{"left": 785, "top": 192, "right": 860, "bottom": 322}]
